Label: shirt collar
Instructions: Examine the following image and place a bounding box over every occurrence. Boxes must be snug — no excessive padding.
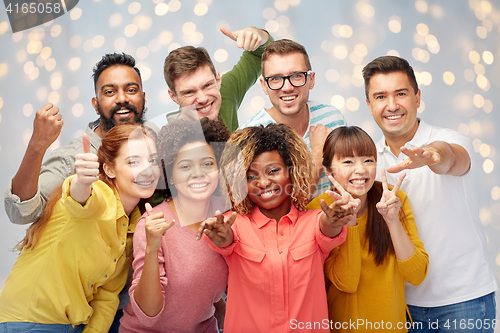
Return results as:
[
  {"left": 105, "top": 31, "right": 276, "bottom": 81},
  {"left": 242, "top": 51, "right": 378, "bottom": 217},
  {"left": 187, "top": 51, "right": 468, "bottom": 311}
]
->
[
  {"left": 250, "top": 204, "right": 300, "bottom": 228},
  {"left": 376, "top": 118, "right": 431, "bottom": 155}
]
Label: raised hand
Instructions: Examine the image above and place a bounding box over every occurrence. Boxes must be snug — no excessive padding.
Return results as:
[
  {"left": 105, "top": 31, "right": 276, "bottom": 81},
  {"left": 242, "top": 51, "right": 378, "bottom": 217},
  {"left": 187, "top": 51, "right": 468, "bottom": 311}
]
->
[
  {"left": 74, "top": 134, "right": 99, "bottom": 186},
  {"left": 144, "top": 203, "right": 175, "bottom": 253},
  {"left": 196, "top": 210, "right": 237, "bottom": 248},
  {"left": 386, "top": 146, "right": 440, "bottom": 174},
  {"left": 376, "top": 169, "right": 405, "bottom": 225},
  {"left": 32, "top": 103, "right": 63, "bottom": 151},
  {"left": 220, "top": 26, "right": 268, "bottom": 51},
  {"left": 321, "top": 174, "right": 361, "bottom": 228}
]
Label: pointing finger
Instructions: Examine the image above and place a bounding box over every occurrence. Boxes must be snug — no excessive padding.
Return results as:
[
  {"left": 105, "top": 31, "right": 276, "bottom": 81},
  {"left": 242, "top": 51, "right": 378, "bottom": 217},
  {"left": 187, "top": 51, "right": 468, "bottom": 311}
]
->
[
  {"left": 220, "top": 27, "right": 237, "bottom": 41},
  {"left": 82, "top": 133, "right": 91, "bottom": 154},
  {"left": 145, "top": 203, "right": 153, "bottom": 216}
]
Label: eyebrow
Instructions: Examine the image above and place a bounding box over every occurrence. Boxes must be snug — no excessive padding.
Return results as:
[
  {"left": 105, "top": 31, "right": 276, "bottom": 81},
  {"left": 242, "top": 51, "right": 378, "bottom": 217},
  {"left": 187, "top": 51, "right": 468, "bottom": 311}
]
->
[
  {"left": 178, "top": 79, "right": 215, "bottom": 95},
  {"left": 100, "top": 82, "right": 140, "bottom": 92},
  {"left": 176, "top": 156, "right": 214, "bottom": 164},
  {"left": 372, "top": 87, "right": 409, "bottom": 97}
]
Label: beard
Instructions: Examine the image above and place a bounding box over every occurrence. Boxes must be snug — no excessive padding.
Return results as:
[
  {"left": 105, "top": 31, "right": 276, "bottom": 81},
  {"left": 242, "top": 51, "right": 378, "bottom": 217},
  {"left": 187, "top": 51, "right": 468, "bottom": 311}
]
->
[{"left": 97, "top": 99, "right": 147, "bottom": 132}]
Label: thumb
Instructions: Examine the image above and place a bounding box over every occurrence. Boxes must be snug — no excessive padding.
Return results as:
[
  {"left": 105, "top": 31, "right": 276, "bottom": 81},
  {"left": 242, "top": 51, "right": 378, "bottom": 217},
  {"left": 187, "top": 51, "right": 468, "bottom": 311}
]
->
[
  {"left": 145, "top": 203, "right": 153, "bottom": 216},
  {"left": 220, "top": 27, "right": 237, "bottom": 41},
  {"left": 82, "top": 133, "right": 91, "bottom": 154}
]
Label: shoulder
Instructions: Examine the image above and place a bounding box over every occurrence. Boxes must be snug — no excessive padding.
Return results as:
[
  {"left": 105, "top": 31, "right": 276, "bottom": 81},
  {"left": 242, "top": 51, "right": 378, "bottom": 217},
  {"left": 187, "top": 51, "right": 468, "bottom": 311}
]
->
[
  {"left": 238, "top": 109, "right": 275, "bottom": 129},
  {"left": 307, "top": 101, "right": 346, "bottom": 127}
]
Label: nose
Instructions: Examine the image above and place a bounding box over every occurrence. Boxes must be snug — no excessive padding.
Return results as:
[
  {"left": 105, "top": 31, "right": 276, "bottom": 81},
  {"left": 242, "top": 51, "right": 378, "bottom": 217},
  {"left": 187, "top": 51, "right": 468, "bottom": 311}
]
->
[
  {"left": 255, "top": 175, "right": 271, "bottom": 188},
  {"left": 115, "top": 89, "right": 129, "bottom": 105},
  {"left": 138, "top": 164, "right": 154, "bottom": 177},
  {"left": 353, "top": 163, "right": 366, "bottom": 175},
  {"left": 281, "top": 77, "right": 294, "bottom": 92},
  {"left": 386, "top": 96, "right": 398, "bottom": 112},
  {"left": 194, "top": 90, "right": 209, "bottom": 105},
  {"left": 192, "top": 164, "right": 205, "bottom": 178}
]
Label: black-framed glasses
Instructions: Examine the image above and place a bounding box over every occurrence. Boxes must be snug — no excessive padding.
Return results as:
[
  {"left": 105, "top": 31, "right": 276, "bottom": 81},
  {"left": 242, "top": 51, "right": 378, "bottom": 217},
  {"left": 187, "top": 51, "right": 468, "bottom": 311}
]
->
[{"left": 263, "top": 71, "right": 313, "bottom": 90}]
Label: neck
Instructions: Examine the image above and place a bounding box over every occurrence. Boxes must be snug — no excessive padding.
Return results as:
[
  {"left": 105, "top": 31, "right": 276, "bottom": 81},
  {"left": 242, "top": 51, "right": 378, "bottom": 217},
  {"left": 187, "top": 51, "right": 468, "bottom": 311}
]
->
[
  {"left": 94, "top": 121, "right": 105, "bottom": 139},
  {"left": 171, "top": 196, "right": 211, "bottom": 229},
  {"left": 258, "top": 199, "right": 292, "bottom": 223},
  {"left": 119, "top": 195, "right": 139, "bottom": 216},
  {"left": 384, "top": 120, "right": 419, "bottom": 156},
  {"left": 267, "top": 106, "right": 309, "bottom": 137}
]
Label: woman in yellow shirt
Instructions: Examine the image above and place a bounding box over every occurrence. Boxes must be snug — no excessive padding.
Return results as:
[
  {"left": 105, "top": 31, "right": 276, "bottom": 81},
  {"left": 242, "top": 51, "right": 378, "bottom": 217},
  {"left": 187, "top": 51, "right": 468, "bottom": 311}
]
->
[
  {"left": 0, "top": 124, "right": 160, "bottom": 333},
  {"left": 306, "top": 126, "right": 428, "bottom": 333}
]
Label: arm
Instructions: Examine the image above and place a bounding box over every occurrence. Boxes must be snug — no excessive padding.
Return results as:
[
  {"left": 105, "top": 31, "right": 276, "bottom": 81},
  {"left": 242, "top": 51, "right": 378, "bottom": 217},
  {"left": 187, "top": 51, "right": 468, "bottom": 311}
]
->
[
  {"left": 218, "top": 27, "right": 274, "bottom": 131},
  {"left": 387, "top": 141, "right": 470, "bottom": 176},
  {"left": 214, "top": 297, "right": 226, "bottom": 330},
  {"left": 309, "top": 125, "right": 332, "bottom": 189},
  {"left": 133, "top": 203, "right": 175, "bottom": 317},
  {"left": 197, "top": 210, "right": 237, "bottom": 248},
  {"left": 70, "top": 134, "right": 99, "bottom": 205}
]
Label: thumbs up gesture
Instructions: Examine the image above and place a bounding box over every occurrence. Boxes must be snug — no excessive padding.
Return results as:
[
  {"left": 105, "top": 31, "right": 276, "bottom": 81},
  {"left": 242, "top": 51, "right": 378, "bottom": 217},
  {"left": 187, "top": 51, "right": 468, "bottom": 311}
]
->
[
  {"left": 220, "top": 26, "right": 269, "bottom": 51},
  {"left": 144, "top": 203, "right": 175, "bottom": 253},
  {"left": 70, "top": 134, "right": 99, "bottom": 204}
]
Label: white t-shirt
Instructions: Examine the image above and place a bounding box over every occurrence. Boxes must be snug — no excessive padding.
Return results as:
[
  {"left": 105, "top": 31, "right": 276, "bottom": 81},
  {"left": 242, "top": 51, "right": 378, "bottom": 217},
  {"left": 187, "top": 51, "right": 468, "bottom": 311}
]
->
[{"left": 375, "top": 119, "right": 497, "bottom": 307}]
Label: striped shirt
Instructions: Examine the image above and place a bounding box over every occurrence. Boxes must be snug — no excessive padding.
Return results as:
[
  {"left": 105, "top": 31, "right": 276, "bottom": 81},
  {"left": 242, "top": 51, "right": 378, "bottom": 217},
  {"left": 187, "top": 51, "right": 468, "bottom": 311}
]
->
[{"left": 239, "top": 100, "right": 346, "bottom": 198}]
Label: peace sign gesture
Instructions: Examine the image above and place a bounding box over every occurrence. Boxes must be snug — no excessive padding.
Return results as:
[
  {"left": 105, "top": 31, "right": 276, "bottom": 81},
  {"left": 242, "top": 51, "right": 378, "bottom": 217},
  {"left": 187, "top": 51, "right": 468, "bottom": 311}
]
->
[
  {"left": 376, "top": 169, "right": 406, "bottom": 225},
  {"left": 320, "top": 174, "right": 361, "bottom": 229},
  {"left": 196, "top": 210, "right": 237, "bottom": 248}
]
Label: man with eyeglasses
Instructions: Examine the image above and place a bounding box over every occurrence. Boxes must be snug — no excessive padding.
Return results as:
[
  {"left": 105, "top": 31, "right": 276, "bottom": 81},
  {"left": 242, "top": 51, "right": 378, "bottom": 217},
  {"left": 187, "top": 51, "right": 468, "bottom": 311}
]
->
[{"left": 239, "top": 39, "right": 346, "bottom": 197}]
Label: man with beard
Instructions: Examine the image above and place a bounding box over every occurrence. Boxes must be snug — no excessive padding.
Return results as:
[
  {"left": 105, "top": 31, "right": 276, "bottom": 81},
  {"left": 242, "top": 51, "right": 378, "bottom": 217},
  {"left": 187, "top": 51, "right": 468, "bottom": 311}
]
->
[{"left": 5, "top": 53, "right": 146, "bottom": 225}]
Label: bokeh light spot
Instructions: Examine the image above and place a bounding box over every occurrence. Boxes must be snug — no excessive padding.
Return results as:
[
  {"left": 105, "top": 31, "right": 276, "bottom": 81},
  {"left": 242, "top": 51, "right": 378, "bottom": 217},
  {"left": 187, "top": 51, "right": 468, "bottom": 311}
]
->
[
  {"left": 443, "top": 71, "right": 455, "bottom": 85},
  {"left": 214, "top": 49, "right": 228, "bottom": 63}
]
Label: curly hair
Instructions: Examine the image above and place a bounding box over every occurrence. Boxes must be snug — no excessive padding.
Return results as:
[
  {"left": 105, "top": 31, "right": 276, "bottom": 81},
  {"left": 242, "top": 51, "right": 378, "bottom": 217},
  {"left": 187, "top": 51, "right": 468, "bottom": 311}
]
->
[
  {"left": 220, "top": 123, "right": 313, "bottom": 215},
  {"left": 157, "top": 118, "right": 230, "bottom": 197}
]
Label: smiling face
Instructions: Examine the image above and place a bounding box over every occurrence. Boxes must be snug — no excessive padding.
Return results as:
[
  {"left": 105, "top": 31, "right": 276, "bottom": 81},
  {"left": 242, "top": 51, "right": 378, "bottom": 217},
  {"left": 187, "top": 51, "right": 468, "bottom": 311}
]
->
[
  {"left": 246, "top": 150, "right": 292, "bottom": 221},
  {"left": 366, "top": 71, "right": 420, "bottom": 145},
  {"left": 330, "top": 154, "right": 377, "bottom": 205},
  {"left": 170, "top": 141, "right": 219, "bottom": 203},
  {"left": 260, "top": 52, "right": 315, "bottom": 119},
  {"left": 168, "top": 65, "right": 222, "bottom": 121},
  {"left": 105, "top": 136, "right": 160, "bottom": 213},
  {"left": 92, "top": 65, "right": 146, "bottom": 133}
]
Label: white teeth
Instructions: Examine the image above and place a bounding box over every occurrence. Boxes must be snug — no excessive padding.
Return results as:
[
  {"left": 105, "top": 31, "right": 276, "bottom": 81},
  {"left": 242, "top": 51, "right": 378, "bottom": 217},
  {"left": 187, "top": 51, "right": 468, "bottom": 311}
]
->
[
  {"left": 116, "top": 110, "right": 130, "bottom": 114},
  {"left": 198, "top": 105, "right": 211, "bottom": 113},
  {"left": 189, "top": 183, "right": 209, "bottom": 188},
  {"left": 281, "top": 96, "right": 296, "bottom": 101},
  {"left": 350, "top": 179, "right": 366, "bottom": 185},
  {"left": 136, "top": 180, "right": 153, "bottom": 186},
  {"left": 386, "top": 115, "right": 402, "bottom": 120},
  {"left": 260, "top": 189, "right": 277, "bottom": 198}
]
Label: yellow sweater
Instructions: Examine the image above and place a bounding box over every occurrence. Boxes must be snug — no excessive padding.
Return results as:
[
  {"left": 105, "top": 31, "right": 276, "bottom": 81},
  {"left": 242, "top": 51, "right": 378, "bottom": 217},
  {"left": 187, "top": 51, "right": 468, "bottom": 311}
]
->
[
  {"left": 306, "top": 188, "right": 428, "bottom": 333},
  {"left": 0, "top": 175, "right": 140, "bottom": 333}
]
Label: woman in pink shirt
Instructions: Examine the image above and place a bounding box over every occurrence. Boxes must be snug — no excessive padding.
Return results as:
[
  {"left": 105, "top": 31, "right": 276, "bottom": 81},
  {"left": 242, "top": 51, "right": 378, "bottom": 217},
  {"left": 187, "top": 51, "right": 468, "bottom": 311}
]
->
[
  {"left": 198, "top": 123, "right": 354, "bottom": 333},
  {"left": 119, "top": 118, "right": 231, "bottom": 333}
]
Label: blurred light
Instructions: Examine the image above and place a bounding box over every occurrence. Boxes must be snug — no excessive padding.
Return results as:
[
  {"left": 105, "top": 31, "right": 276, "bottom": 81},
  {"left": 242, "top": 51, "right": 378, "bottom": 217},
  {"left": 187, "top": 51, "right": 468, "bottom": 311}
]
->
[
  {"left": 481, "top": 1, "right": 493, "bottom": 13},
  {"left": 134, "top": 15, "right": 152, "bottom": 30},
  {"left": 114, "top": 37, "right": 127, "bottom": 50},
  {"left": 483, "top": 159, "right": 494, "bottom": 174},
  {"left": 265, "top": 20, "right": 279, "bottom": 33},
  {"left": 474, "top": 63, "right": 485, "bottom": 75},
  {"left": 0, "top": 21, "right": 8, "bottom": 34},
  {"left": 475, "top": 8, "right": 486, "bottom": 21},
  {"left": 289, "top": 0, "right": 300, "bottom": 5},
  {"left": 24, "top": 61, "right": 34, "bottom": 75},
  {"left": 469, "top": 51, "right": 480, "bottom": 64},
  {"left": 492, "top": 187, "right": 500, "bottom": 201},
  {"left": 93, "top": 35, "right": 105, "bottom": 48},
  {"left": 483, "top": 51, "right": 494, "bottom": 64},
  {"left": 415, "top": 32, "right": 426, "bottom": 45},
  {"left": 480, "top": 143, "right": 491, "bottom": 158},
  {"left": 471, "top": 126, "right": 482, "bottom": 141},
  {"left": 72, "top": 103, "right": 84, "bottom": 117},
  {"left": 326, "top": 69, "right": 339, "bottom": 83},
  {"left": 476, "top": 75, "right": 488, "bottom": 90},
  {"left": 214, "top": 49, "right": 228, "bottom": 63},
  {"left": 109, "top": 13, "right": 122, "bottom": 27},
  {"left": 346, "top": 97, "right": 360, "bottom": 111},
  {"left": 0, "top": 63, "right": 7, "bottom": 77},
  {"left": 149, "top": 39, "right": 161, "bottom": 52},
  {"left": 13, "top": 33, "right": 23, "bottom": 43},
  {"left": 483, "top": 99, "right": 493, "bottom": 113},
  {"left": 331, "top": 24, "right": 341, "bottom": 37},
  {"left": 168, "top": 0, "right": 181, "bottom": 12},
  {"left": 275, "top": 0, "right": 289, "bottom": 11},
  {"left": 124, "top": 24, "right": 138, "bottom": 37},
  {"left": 23, "top": 129, "right": 32, "bottom": 146},
  {"left": 388, "top": 19, "right": 401, "bottom": 33},
  {"left": 155, "top": 3, "right": 169, "bottom": 16},
  {"left": 159, "top": 30, "right": 173, "bottom": 45},
  {"left": 476, "top": 26, "right": 487, "bottom": 39},
  {"left": 128, "top": 2, "right": 141, "bottom": 14},
  {"left": 417, "top": 100, "right": 426, "bottom": 113},
  {"left": 45, "top": 58, "right": 56, "bottom": 71},
  {"left": 27, "top": 41, "right": 43, "bottom": 54},
  {"left": 23, "top": 104, "right": 33, "bottom": 117},
  {"left": 68, "top": 87, "right": 79, "bottom": 100},
  {"left": 48, "top": 91, "right": 59, "bottom": 104},
  {"left": 189, "top": 32, "right": 204, "bottom": 45},
  {"left": 331, "top": 95, "right": 345, "bottom": 109},
  {"left": 354, "top": 44, "right": 368, "bottom": 57},
  {"left": 70, "top": 8, "right": 82, "bottom": 20},
  {"left": 482, "top": 19, "right": 493, "bottom": 32},
  {"left": 339, "top": 25, "right": 353, "bottom": 38},
  {"left": 17, "top": 50, "right": 27, "bottom": 62},
  {"left": 356, "top": 2, "right": 374, "bottom": 17},
  {"left": 36, "top": 55, "right": 45, "bottom": 68},
  {"left": 50, "top": 24, "right": 61, "bottom": 37},
  {"left": 458, "top": 123, "right": 470, "bottom": 136},
  {"left": 262, "top": 7, "right": 277, "bottom": 20},
  {"left": 443, "top": 72, "right": 455, "bottom": 85},
  {"left": 182, "top": 22, "right": 196, "bottom": 35},
  {"left": 415, "top": 0, "right": 428, "bottom": 13},
  {"left": 194, "top": 3, "right": 208, "bottom": 16},
  {"left": 333, "top": 45, "right": 348, "bottom": 59},
  {"left": 349, "top": 52, "right": 363, "bottom": 65},
  {"left": 251, "top": 96, "right": 265, "bottom": 110},
  {"left": 387, "top": 50, "right": 400, "bottom": 57},
  {"left": 74, "top": 129, "right": 85, "bottom": 139},
  {"left": 37, "top": 87, "right": 48, "bottom": 101},
  {"left": 277, "top": 15, "right": 290, "bottom": 28},
  {"left": 0, "top": 97, "right": 3, "bottom": 110},
  {"left": 114, "top": 0, "right": 126, "bottom": 3},
  {"left": 429, "top": 4, "right": 443, "bottom": 17},
  {"left": 158, "top": 87, "right": 171, "bottom": 104},
  {"left": 416, "top": 23, "right": 429, "bottom": 36},
  {"left": 473, "top": 94, "right": 485, "bottom": 108},
  {"left": 70, "top": 35, "right": 82, "bottom": 48},
  {"left": 140, "top": 66, "right": 151, "bottom": 81},
  {"left": 464, "top": 68, "right": 475, "bottom": 82},
  {"left": 136, "top": 47, "right": 149, "bottom": 60},
  {"left": 412, "top": 48, "right": 430, "bottom": 63},
  {"left": 51, "top": 73, "right": 62, "bottom": 90},
  {"left": 168, "top": 43, "right": 181, "bottom": 53},
  {"left": 321, "top": 40, "right": 333, "bottom": 53},
  {"left": 83, "top": 40, "right": 94, "bottom": 52}
]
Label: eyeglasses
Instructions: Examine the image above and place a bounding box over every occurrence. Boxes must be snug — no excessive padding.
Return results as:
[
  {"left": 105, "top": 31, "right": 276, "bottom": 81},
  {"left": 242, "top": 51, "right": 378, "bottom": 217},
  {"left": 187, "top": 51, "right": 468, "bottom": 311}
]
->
[{"left": 263, "top": 71, "right": 313, "bottom": 90}]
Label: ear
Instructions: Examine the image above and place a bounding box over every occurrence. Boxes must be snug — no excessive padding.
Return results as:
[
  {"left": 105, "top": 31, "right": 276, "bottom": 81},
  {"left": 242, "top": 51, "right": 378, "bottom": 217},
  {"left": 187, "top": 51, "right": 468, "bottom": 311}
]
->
[
  {"left": 168, "top": 89, "right": 180, "bottom": 105},
  {"left": 366, "top": 98, "right": 373, "bottom": 116},
  {"left": 415, "top": 89, "right": 421, "bottom": 108},
  {"left": 103, "top": 163, "right": 116, "bottom": 179},
  {"left": 92, "top": 97, "right": 99, "bottom": 114},
  {"left": 308, "top": 71, "right": 315, "bottom": 90},
  {"left": 260, "top": 77, "right": 269, "bottom": 95},
  {"left": 215, "top": 72, "right": 222, "bottom": 88}
]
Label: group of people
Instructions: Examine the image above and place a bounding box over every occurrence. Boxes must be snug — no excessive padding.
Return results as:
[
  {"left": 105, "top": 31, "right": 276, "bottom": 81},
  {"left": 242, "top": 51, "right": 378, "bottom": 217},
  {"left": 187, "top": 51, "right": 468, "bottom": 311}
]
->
[{"left": 0, "top": 23, "right": 496, "bottom": 333}]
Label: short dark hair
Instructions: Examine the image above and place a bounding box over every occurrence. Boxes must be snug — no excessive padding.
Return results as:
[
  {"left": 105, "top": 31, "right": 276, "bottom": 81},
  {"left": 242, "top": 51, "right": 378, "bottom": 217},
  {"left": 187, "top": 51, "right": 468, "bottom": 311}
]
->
[
  {"left": 362, "top": 56, "right": 418, "bottom": 100},
  {"left": 163, "top": 46, "right": 217, "bottom": 93},
  {"left": 92, "top": 53, "right": 142, "bottom": 92},
  {"left": 261, "top": 39, "right": 311, "bottom": 75}
]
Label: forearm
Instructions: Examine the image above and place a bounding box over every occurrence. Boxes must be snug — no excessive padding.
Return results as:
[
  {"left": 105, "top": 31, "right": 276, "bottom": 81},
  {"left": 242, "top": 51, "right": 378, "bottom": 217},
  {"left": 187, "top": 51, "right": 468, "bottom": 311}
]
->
[
  {"left": 320, "top": 213, "right": 345, "bottom": 238},
  {"left": 69, "top": 177, "right": 92, "bottom": 205},
  {"left": 133, "top": 249, "right": 164, "bottom": 317},
  {"left": 386, "top": 219, "right": 415, "bottom": 261},
  {"left": 11, "top": 141, "right": 48, "bottom": 201},
  {"left": 427, "top": 141, "right": 470, "bottom": 176}
]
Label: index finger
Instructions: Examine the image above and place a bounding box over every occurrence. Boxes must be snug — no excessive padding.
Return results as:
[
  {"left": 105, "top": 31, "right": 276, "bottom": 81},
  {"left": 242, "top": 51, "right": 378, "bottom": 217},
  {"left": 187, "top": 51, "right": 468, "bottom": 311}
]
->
[
  {"left": 327, "top": 174, "right": 346, "bottom": 195},
  {"left": 381, "top": 169, "right": 389, "bottom": 192},
  {"left": 391, "top": 173, "right": 406, "bottom": 194},
  {"left": 220, "top": 27, "right": 237, "bottom": 41},
  {"left": 82, "top": 133, "right": 91, "bottom": 154}
]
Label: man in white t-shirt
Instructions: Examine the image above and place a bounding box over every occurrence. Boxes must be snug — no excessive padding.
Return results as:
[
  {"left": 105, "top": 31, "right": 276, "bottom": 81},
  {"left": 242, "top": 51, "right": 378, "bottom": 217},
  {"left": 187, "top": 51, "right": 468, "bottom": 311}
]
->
[
  {"left": 363, "top": 55, "right": 497, "bottom": 332},
  {"left": 239, "top": 39, "right": 346, "bottom": 198}
]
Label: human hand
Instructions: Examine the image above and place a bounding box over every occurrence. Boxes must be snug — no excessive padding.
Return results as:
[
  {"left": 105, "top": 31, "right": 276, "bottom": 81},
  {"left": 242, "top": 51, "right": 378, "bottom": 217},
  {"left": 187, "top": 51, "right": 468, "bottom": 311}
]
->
[
  {"left": 144, "top": 203, "right": 175, "bottom": 253},
  {"left": 32, "top": 103, "right": 63, "bottom": 150},
  {"left": 196, "top": 210, "right": 237, "bottom": 247},
  {"left": 220, "top": 26, "right": 268, "bottom": 51},
  {"left": 320, "top": 174, "right": 361, "bottom": 228},
  {"left": 376, "top": 169, "right": 405, "bottom": 225},
  {"left": 309, "top": 124, "right": 332, "bottom": 159},
  {"left": 386, "top": 146, "right": 440, "bottom": 174},
  {"left": 74, "top": 134, "right": 99, "bottom": 187}
]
